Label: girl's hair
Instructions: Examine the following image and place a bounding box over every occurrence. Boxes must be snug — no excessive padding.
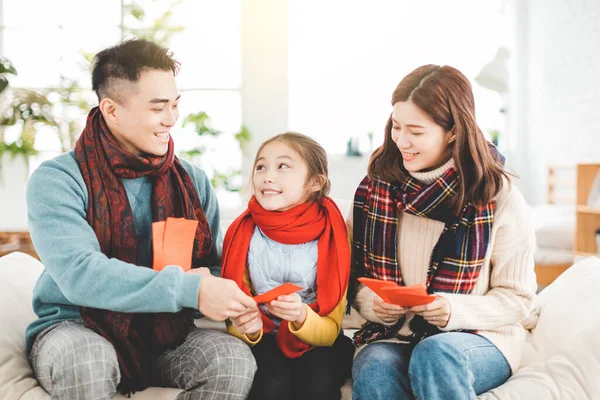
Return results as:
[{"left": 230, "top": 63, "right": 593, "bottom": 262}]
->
[
  {"left": 369, "top": 64, "right": 509, "bottom": 213},
  {"left": 252, "top": 132, "right": 330, "bottom": 202}
]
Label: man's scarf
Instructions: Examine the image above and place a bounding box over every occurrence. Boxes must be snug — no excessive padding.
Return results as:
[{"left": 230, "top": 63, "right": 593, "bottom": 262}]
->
[{"left": 75, "top": 106, "right": 213, "bottom": 393}]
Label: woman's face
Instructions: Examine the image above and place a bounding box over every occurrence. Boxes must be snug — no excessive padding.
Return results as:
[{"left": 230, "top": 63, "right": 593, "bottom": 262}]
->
[{"left": 391, "top": 101, "right": 454, "bottom": 172}]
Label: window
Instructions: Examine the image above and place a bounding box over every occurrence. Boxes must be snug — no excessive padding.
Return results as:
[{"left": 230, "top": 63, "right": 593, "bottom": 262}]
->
[{"left": 0, "top": 0, "right": 242, "bottom": 177}]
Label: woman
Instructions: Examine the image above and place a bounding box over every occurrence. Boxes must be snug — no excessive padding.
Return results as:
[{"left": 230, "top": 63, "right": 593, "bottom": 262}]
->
[{"left": 349, "top": 64, "right": 537, "bottom": 399}]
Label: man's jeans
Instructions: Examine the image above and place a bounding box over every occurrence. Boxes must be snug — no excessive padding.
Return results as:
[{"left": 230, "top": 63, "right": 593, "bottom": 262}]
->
[{"left": 352, "top": 332, "right": 511, "bottom": 400}]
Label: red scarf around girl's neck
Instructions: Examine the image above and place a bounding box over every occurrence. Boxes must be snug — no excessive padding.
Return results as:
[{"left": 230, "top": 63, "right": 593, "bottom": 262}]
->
[{"left": 221, "top": 196, "right": 350, "bottom": 358}]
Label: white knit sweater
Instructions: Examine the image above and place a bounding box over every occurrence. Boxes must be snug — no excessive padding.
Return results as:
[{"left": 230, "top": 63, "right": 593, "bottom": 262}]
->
[{"left": 350, "top": 158, "right": 537, "bottom": 372}]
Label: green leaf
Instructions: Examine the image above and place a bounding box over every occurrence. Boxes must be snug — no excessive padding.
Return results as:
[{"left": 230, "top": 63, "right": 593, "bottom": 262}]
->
[
  {"left": 124, "top": 3, "right": 145, "bottom": 20},
  {"left": 0, "top": 78, "right": 8, "bottom": 95},
  {"left": 0, "top": 58, "right": 17, "bottom": 75},
  {"left": 182, "top": 112, "right": 221, "bottom": 137},
  {"left": 235, "top": 124, "right": 251, "bottom": 143}
]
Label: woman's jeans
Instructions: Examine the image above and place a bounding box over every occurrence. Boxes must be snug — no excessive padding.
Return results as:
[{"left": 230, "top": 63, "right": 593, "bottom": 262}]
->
[{"left": 352, "top": 332, "right": 511, "bottom": 400}]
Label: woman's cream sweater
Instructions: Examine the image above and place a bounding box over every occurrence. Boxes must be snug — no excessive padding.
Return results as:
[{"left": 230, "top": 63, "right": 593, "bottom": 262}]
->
[{"left": 350, "top": 159, "right": 537, "bottom": 372}]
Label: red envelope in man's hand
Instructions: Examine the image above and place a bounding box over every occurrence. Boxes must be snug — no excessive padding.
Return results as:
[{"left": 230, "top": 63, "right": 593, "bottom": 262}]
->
[
  {"left": 152, "top": 218, "right": 198, "bottom": 272},
  {"left": 253, "top": 283, "right": 303, "bottom": 304}
]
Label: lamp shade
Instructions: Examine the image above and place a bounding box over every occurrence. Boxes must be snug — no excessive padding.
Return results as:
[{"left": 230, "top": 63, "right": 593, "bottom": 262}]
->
[{"left": 475, "top": 47, "right": 509, "bottom": 93}]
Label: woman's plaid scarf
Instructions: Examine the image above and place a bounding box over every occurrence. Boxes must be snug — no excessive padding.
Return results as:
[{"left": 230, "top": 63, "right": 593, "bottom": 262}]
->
[{"left": 349, "top": 166, "right": 495, "bottom": 345}]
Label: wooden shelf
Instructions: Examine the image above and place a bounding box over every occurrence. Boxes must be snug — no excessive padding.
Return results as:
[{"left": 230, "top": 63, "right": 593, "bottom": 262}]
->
[
  {"left": 576, "top": 205, "right": 600, "bottom": 214},
  {"left": 574, "top": 251, "right": 597, "bottom": 258},
  {"left": 0, "top": 232, "right": 38, "bottom": 259},
  {"left": 574, "top": 164, "right": 600, "bottom": 256}
]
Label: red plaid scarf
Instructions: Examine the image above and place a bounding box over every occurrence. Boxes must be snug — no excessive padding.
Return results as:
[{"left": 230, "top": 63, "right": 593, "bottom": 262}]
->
[
  {"left": 75, "top": 106, "right": 213, "bottom": 393},
  {"left": 350, "top": 166, "right": 494, "bottom": 344},
  {"left": 221, "top": 196, "right": 350, "bottom": 358}
]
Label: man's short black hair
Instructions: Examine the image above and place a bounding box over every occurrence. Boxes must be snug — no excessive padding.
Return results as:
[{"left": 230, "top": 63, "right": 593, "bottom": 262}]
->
[{"left": 92, "top": 38, "right": 180, "bottom": 102}]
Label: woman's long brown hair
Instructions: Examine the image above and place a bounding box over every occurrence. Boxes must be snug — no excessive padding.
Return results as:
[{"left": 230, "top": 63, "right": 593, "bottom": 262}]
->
[{"left": 368, "top": 65, "right": 509, "bottom": 213}]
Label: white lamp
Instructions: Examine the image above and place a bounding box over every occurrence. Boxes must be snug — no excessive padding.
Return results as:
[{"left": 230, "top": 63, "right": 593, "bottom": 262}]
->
[{"left": 475, "top": 47, "right": 509, "bottom": 93}]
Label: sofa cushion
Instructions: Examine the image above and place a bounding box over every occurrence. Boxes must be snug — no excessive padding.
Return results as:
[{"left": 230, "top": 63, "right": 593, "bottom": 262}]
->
[
  {"left": 479, "top": 256, "right": 600, "bottom": 399},
  {"left": 0, "top": 251, "right": 351, "bottom": 399},
  {"left": 532, "top": 204, "right": 575, "bottom": 251},
  {"left": 0, "top": 251, "right": 184, "bottom": 400},
  {"left": 0, "top": 252, "right": 47, "bottom": 400}
]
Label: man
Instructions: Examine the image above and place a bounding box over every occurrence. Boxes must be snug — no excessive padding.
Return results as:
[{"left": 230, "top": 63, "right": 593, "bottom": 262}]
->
[{"left": 25, "top": 38, "right": 257, "bottom": 399}]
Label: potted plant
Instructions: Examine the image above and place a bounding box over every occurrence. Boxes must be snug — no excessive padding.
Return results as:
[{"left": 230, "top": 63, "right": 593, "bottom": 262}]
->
[
  {"left": 180, "top": 111, "right": 250, "bottom": 191},
  {"left": 0, "top": 58, "right": 58, "bottom": 231}
]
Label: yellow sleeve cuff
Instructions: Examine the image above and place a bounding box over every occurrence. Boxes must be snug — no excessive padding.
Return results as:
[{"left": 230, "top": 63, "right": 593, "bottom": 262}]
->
[
  {"left": 288, "top": 304, "right": 319, "bottom": 335},
  {"left": 226, "top": 320, "right": 264, "bottom": 346},
  {"left": 287, "top": 297, "right": 345, "bottom": 347}
]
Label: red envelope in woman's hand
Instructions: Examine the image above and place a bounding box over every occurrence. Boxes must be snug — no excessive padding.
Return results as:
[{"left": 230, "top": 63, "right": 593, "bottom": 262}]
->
[
  {"left": 358, "top": 277, "right": 435, "bottom": 307},
  {"left": 357, "top": 277, "right": 397, "bottom": 303},
  {"left": 152, "top": 218, "right": 198, "bottom": 272},
  {"left": 380, "top": 286, "right": 436, "bottom": 307},
  {"left": 253, "top": 283, "right": 303, "bottom": 304}
]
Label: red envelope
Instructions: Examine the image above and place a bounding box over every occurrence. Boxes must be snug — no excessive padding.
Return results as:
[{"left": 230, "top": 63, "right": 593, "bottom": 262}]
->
[
  {"left": 253, "top": 283, "right": 303, "bottom": 304},
  {"left": 152, "top": 218, "right": 198, "bottom": 272},
  {"left": 358, "top": 277, "right": 436, "bottom": 307},
  {"left": 358, "top": 277, "right": 397, "bottom": 292},
  {"left": 380, "top": 287, "right": 436, "bottom": 307}
]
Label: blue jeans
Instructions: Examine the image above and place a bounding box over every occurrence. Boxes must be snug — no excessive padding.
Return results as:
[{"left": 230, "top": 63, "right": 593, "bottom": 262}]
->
[{"left": 352, "top": 332, "right": 511, "bottom": 400}]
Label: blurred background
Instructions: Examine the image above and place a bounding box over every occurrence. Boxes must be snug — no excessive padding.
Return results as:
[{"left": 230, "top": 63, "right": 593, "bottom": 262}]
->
[{"left": 1, "top": 0, "right": 600, "bottom": 283}]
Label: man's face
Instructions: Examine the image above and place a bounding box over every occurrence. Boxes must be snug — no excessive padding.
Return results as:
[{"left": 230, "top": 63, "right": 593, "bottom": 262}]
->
[{"left": 107, "top": 69, "right": 180, "bottom": 156}]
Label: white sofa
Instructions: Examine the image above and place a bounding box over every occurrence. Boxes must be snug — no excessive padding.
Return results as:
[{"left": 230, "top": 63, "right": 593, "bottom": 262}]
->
[
  {"left": 532, "top": 203, "right": 575, "bottom": 268},
  {"left": 0, "top": 251, "right": 354, "bottom": 399},
  {"left": 2, "top": 251, "right": 599, "bottom": 399}
]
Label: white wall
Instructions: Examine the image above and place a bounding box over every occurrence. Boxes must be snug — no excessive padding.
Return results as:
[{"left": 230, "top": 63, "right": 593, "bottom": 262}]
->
[
  {"left": 512, "top": 0, "right": 600, "bottom": 205},
  {"left": 241, "top": 0, "right": 289, "bottom": 182}
]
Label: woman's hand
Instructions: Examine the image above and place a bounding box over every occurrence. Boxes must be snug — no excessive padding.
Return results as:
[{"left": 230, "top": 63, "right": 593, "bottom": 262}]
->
[
  {"left": 372, "top": 297, "right": 408, "bottom": 324},
  {"left": 266, "top": 293, "right": 307, "bottom": 329},
  {"left": 410, "top": 296, "right": 451, "bottom": 327},
  {"left": 230, "top": 308, "right": 263, "bottom": 340}
]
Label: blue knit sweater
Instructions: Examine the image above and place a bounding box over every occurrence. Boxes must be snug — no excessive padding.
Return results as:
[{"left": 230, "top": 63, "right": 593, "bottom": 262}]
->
[{"left": 24, "top": 150, "right": 223, "bottom": 351}]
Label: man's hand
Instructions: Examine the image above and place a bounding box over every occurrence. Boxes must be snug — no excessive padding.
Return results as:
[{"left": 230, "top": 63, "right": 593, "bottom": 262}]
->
[
  {"left": 230, "top": 308, "right": 263, "bottom": 340},
  {"left": 197, "top": 275, "right": 256, "bottom": 321},
  {"left": 186, "top": 267, "right": 211, "bottom": 276},
  {"left": 266, "top": 293, "right": 307, "bottom": 330},
  {"left": 372, "top": 297, "right": 408, "bottom": 324}
]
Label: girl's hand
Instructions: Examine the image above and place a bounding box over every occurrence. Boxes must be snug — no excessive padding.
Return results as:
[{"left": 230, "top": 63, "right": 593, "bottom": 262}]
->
[
  {"left": 410, "top": 296, "right": 451, "bottom": 327},
  {"left": 372, "top": 297, "right": 408, "bottom": 324},
  {"left": 230, "top": 308, "right": 263, "bottom": 340},
  {"left": 266, "top": 293, "right": 307, "bottom": 329}
]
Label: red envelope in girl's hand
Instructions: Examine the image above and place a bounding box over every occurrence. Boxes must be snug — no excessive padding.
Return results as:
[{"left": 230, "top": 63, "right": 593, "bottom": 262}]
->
[
  {"left": 152, "top": 218, "right": 198, "bottom": 272},
  {"left": 253, "top": 283, "right": 303, "bottom": 304}
]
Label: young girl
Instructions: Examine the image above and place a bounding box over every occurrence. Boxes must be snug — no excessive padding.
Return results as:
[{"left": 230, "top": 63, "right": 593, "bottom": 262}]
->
[
  {"left": 349, "top": 65, "right": 537, "bottom": 399},
  {"left": 221, "top": 132, "right": 354, "bottom": 400}
]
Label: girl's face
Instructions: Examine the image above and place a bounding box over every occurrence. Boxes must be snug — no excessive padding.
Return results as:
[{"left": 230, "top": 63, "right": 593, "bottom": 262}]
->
[
  {"left": 253, "top": 141, "right": 320, "bottom": 212},
  {"left": 391, "top": 101, "right": 454, "bottom": 173}
]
